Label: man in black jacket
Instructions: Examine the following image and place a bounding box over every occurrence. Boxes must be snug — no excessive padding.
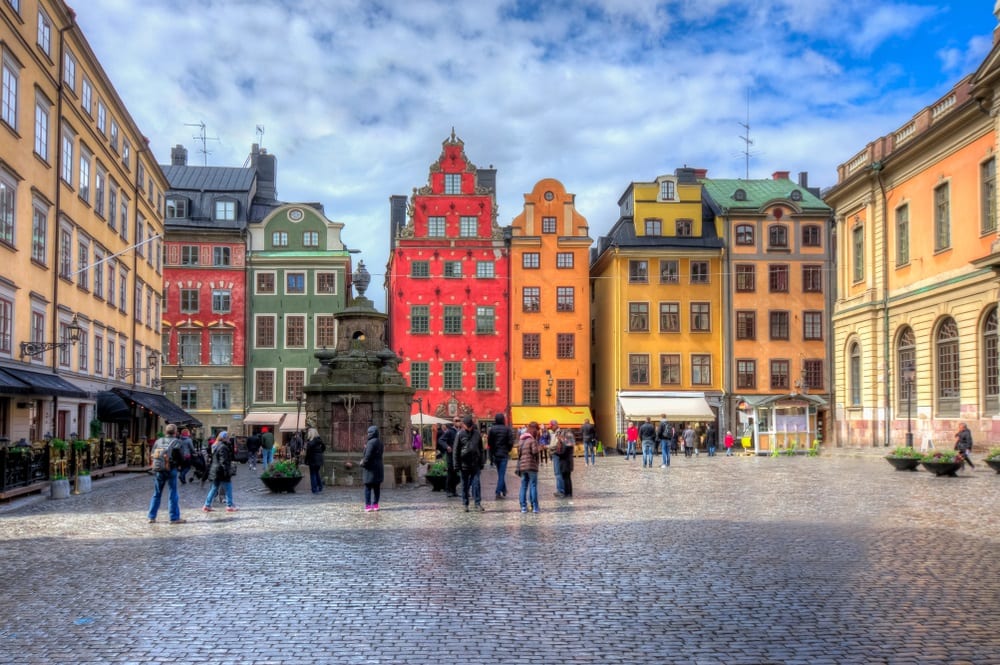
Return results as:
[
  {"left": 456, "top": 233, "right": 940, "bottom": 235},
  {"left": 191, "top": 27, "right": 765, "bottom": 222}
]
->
[
  {"left": 455, "top": 415, "right": 484, "bottom": 512},
  {"left": 487, "top": 413, "right": 514, "bottom": 500},
  {"left": 437, "top": 420, "right": 459, "bottom": 497}
]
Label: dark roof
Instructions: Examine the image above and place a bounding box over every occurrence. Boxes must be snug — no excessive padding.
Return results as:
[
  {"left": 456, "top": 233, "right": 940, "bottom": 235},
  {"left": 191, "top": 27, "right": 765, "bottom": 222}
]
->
[
  {"left": 0, "top": 368, "right": 87, "bottom": 398},
  {"left": 112, "top": 388, "right": 202, "bottom": 427},
  {"left": 161, "top": 165, "right": 256, "bottom": 192}
]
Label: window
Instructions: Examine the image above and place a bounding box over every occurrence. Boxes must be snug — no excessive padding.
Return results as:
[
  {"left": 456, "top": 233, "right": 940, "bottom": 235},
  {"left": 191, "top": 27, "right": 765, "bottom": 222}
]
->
[
  {"left": 660, "top": 260, "right": 678, "bottom": 284},
  {"left": 629, "top": 260, "right": 648, "bottom": 283},
  {"left": 556, "top": 333, "right": 575, "bottom": 359},
  {"left": 894, "top": 205, "right": 909, "bottom": 266},
  {"left": 427, "top": 216, "right": 445, "bottom": 237},
  {"left": 802, "top": 265, "right": 823, "bottom": 293},
  {"left": 211, "top": 289, "right": 231, "bottom": 314},
  {"left": 443, "top": 261, "right": 462, "bottom": 278},
  {"left": 803, "top": 311, "right": 823, "bottom": 340},
  {"left": 119, "top": 194, "right": 128, "bottom": 241},
  {"left": 410, "top": 305, "right": 429, "bottom": 334},
  {"left": 119, "top": 268, "right": 128, "bottom": 313},
  {"left": 97, "top": 101, "right": 106, "bottom": 136},
  {"left": 180, "top": 288, "right": 199, "bottom": 313},
  {"left": 522, "top": 333, "right": 540, "bottom": 359},
  {"left": 411, "top": 261, "right": 429, "bottom": 278},
  {"left": 31, "top": 204, "right": 46, "bottom": 263},
  {"left": 476, "top": 261, "right": 494, "bottom": 278},
  {"left": 659, "top": 302, "right": 680, "bottom": 332},
  {"left": 179, "top": 332, "right": 200, "bottom": 365},
  {"left": 81, "top": 78, "right": 92, "bottom": 115},
  {"left": 210, "top": 333, "right": 233, "bottom": 364},
  {"left": 107, "top": 264, "right": 116, "bottom": 306},
  {"left": 736, "top": 311, "right": 756, "bottom": 340},
  {"left": 443, "top": 362, "right": 462, "bottom": 390},
  {"left": 802, "top": 225, "right": 822, "bottom": 247},
  {"left": 93, "top": 333, "right": 103, "bottom": 374},
  {"left": 302, "top": 231, "right": 319, "bottom": 247},
  {"left": 60, "top": 127, "right": 74, "bottom": 184},
  {"left": 522, "top": 379, "right": 540, "bottom": 405},
  {"left": 629, "top": 302, "right": 648, "bottom": 332},
  {"left": 76, "top": 330, "right": 87, "bottom": 370},
  {"left": 768, "top": 225, "right": 788, "bottom": 248},
  {"left": 660, "top": 354, "right": 681, "bottom": 385},
  {"left": 444, "top": 173, "right": 461, "bottom": 195},
  {"left": 286, "top": 272, "right": 305, "bottom": 294},
  {"left": 284, "top": 371, "right": 305, "bottom": 403},
  {"left": 255, "top": 315, "right": 275, "bottom": 348},
  {"left": 316, "top": 272, "right": 337, "bottom": 294},
  {"left": 644, "top": 219, "right": 661, "bottom": 235},
  {"left": 212, "top": 384, "right": 230, "bottom": 410},
  {"left": 983, "top": 158, "right": 997, "bottom": 234},
  {"left": 660, "top": 180, "right": 676, "bottom": 200},
  {"left": 803, "top": 360, "right": 824, "bottom": 391},
  {"left": 443, "top": 306, "right": 462, "bottom": 334},
  {"left": 629, "top": 354, "right": 649, "bottom": 384},
  {"left": 675, "top": 219, "right": 692, "bottom": 237},
  {"left": 256, "top": 272, "right": 275, "bottom": 294},
  {"left": 58, "top": 227, "right": 71, "bottom": 278},
  {"left": 556, "top": 287, "right": 574, "bottom": 312},
  {"left": 849, "top": 343, "right": 861, "bottom": 406},
  {"left": 63, "top": 49, "right": 76, "bottom": 90},
  {"left": 271, "top": 231, "right": 288, "bottom": 247},
  {"left": 735, "top": 224, "right": 754, "bottom": 245},
  {"left": 94, "top": 169, "right": 104, "bottom": 216},
  {"left": 316, "top": 315, "right": 336, "bottom": 347},
  {"left": 122, "top": 139, "right": 130, "bottom": 167},
  {"left": 255, "top": 370, "right": 275, "bottom": 402},
  {"left": 34, "top": 96, "right": 49, "bottom": 160},
  {"left": 107, "top": 182, "right": 117, "bottom": 230},
  {"left": 690, "top": 261, "right": 709, "bottom": 284},
  {"left": 2, "top": 54, "right": 19, "bottom": 130},
  {"left": 166, "top": 198, "right": 187, "bottom": 219},
  {"left": 285, "top": 315, "right": 306, "bottom": 347},
  {"left": 555, "top": 253, "right": 574, "bottom": 269},
  {"left": 213, "top": 247, "right": 230, "bottom": 266},
  {"left": 93, "top": 248, "right": 105, "bottom": 298},
  {"left": 522, "top": 253, "right": 540, "bottom": 269},
  {"left": 410, "top": 362, "right": 429, "bottom": 390},
  {"left": 30, "top": 311, "right": 44, "bottom": 351},
  {"left": 542, "top": 217, "right": 556, "bottom": 234},
  {"left": 475, "top": 306, "right": 495, "bottom": 334},
  {"left": 897, "top": 327, "right": 915, "bottom": 409},
  {"left": 735, "top": 264, "right": 755, "bottom": 292},
  {"left": 37, "top": 7, "right": 52, "bottom": 55},
  {"left": 476, "top": 363, "right": 495, "bottom": 391},
  {"left": 737, "top": 360, "right": 756, "bottom": 389},
  {"left": 769, "top": 264, "right": 789, "bottom": 292},
  {"left": 552, "top": 379, "right": 573, "bottom": 405},
  {"left": 986, "top": 310, "right": 999, "bottom": 414},
  {"left": 459, "top": 216, "right": 477, "bottom": 237},
  {"left": 180, "top": 385, "right": 198, "bottom": 410},
  {"left": 690, "top": 303, "right": 710, "bottom": 332},
  {"left": 934, "top": 183, "right": 950, "bottom": 251},
  {"left": 852, "top": 225, "right": 864, "bottom": 282},
  {"left": 770, "top": 359, "right": 789, "bottom": 389},
  {"left": 769, "top": 311, "right": 789, "bottom": 340},
  {"left": 691, "top": 355, "right": 711, "bottom": 385},
  {"left": 109, "top": 120, "right": 118, "bottom": 152},
  {"left": 0, "top": 298, "right": 10, "bottom": 353},
  {"left": 180, "top": 246, "right": 199, "bottom": 266},
  {"left": 936, "top": 318, "right": 960, "bottom": 415}
]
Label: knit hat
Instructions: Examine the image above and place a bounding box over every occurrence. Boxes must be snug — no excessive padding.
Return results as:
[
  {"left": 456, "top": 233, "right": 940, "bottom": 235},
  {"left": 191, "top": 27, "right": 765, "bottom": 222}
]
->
[{"left": 367, "top": 425, "right": 378, "bottom": 437}]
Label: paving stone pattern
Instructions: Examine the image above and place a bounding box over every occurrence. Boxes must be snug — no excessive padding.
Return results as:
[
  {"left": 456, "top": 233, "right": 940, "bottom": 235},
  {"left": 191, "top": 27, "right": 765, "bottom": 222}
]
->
[{"left": 1, "top": 453, "right": 999, "bottom": 664}]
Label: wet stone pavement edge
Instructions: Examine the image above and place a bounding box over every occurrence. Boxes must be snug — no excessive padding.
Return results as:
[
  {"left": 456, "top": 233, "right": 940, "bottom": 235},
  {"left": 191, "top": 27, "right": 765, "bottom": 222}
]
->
[{"left": 1, "top": 452, "right": 999, "bottom": 664}]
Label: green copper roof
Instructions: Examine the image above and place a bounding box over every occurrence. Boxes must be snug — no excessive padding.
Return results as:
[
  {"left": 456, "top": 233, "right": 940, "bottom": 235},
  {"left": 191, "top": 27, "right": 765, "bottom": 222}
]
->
[{"left": 700, "top": 178, "right": 830, "bottom": 212}]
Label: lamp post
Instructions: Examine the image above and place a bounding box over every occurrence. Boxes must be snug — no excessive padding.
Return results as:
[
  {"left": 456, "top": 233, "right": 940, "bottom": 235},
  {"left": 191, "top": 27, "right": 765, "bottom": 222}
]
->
[
  {"left": 903, "top": 364, "right": 916, "bottom": 448},
  {"left": 296, "top": 392, "right": 306, "bottom": 439},
  {"left": 414, "top": 396, "right": 424, "bottom": 459}
]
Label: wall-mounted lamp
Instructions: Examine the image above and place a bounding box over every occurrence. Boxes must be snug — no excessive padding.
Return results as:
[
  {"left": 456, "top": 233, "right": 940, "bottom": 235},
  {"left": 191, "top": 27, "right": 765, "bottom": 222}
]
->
[{"left": 20, "top": 314, "right": 81, "bottom": 359}]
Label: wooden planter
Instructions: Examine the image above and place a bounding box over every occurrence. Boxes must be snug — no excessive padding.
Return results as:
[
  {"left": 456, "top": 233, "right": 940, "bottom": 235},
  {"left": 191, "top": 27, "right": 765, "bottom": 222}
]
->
[
  {"left": 885, "top": 456, "right": 921, "bottom": 471},
  {"left": 261, "top": 475, "right": 303, "bottom": 493},
  {"left": 920, "top": 461, "right": 963, "bottom": 477}
]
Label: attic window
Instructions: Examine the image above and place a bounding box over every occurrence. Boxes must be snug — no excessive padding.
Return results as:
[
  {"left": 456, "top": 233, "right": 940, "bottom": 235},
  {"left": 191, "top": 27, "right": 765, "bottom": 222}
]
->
[
  {"left": 734, "top": 189, "right": 747, "bottom": 201},
  {"left": 790, "top": 190, "right": 803, "bottom": 201},
  {"left": 166, "top": 198, "right": 188, "bottom": 219}
]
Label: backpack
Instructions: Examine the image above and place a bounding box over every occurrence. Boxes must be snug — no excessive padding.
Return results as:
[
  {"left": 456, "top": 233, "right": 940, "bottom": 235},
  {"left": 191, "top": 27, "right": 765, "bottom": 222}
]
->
[
  {"left": 460, "top": 436, "right": 479, "bottom": 466},
  {"left": 151, "top": 437, "right": 178, "bottom": 472}
]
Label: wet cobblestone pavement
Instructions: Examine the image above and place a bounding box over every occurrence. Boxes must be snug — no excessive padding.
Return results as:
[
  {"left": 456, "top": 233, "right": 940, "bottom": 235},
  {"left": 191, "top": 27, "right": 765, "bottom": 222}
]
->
[{"left": 2, "top": 452, "right": 999, "bottom": 664}]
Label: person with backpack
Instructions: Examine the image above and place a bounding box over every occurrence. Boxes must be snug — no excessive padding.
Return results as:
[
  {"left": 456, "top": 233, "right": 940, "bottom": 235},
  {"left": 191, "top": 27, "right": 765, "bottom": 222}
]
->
[
  {"left": 259, "top": 426, "right": 275, "bottom": 470},
  {"left": 176, "top": 428, "right": 196, "bottom": 484},
  {"left": 305, "top": 427, "right": 326, "bottom": 494},
  {"left": 550, "top": 420, "right": 575, "bottom": 498},
  {"left": 245, "top": 431, "right": 261, "bottom": 472},
  {"left": 438, "top": 419, "right": 460, "bottom": 497},
  {"left": 657, "top": 415, "right": 671, "bottom": 468},
  {"left": 202, "top": 431, "right": 238, "bottom": 513},
  {"left": 454, "top": 415, "right": 484, "bottom": 512},
  {"left": 361, "top": 425, "right": 384, "bottom": 512},
  {"left": 147, "top": 423, "right": 185, "bottom": 524},
  {"left": 487, "top": 413, "right": 514, "bottom": 500}
]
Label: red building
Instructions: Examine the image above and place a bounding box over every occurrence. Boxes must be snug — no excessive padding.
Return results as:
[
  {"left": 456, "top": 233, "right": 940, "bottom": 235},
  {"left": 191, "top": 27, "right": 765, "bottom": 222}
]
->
[{"left": 387, "top": 131, "right": 509, "bottom": 427}]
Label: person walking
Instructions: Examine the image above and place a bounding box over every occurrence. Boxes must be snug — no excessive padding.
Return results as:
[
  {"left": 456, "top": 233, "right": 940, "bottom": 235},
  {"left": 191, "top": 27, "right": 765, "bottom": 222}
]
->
[
  {"left": 455, "top": 415, "right": 484, "bottom": 512},
  {"left": 305, "top": 426, "right": 326, "bottom": 493},
  {"left": 147, "top": 424, "right": 184, "bottom": 524},
  {"left": 724, "top": 430, "right": 735, "bottom": 456},
  {"left": 954, "top": 421, "right": 975, "bottom": 470},
  {"left": 551, "top": 421, "right": 575, "bottom": 498},
  {"left": 487, "top": 413, "right": 514, "bottom": 500},
  {"left": 705, "top": 423, "right": 718, "bottom": 456},
  {"left": 245, "top": 430, "right": 261, "bottom": 472},
  {"left": 682, "top": 423, "right": 696, "bottom": 458},
  {"left": 581, "top": 418, "right": 597, "bottom": 466},
  {"left": 625, "top": 421, "right": 638, "bottom": 460},
  {"left": 288, "top": 431, "right": 304, "bottom": 463},
  {"left": 518, "top": 421, "right": 542, "bottom": 513},
  {"left": 176, "top": 427, "right": 195, "bottom": 484},
  {"left": 639, "top": 417, "right": 656, "bottom": 468},
  {"left": 259, "top": 426, "right": 275, "bottom": 469},
  {"left": 411, "top": 428, "right": 422, "bottom": 455},
  {"left": 361, "top": 425, "right": 384, "bottom": 511},
  {"left": 202, "top": 431, "right": 237, "bottom": 513},
  {"left": 657, "top": 415, "right": 671, "bottom": 468},
  {"left": 438, "top": 419, "right": 460, "bottom": 497},
  {"left": 548, "top": 419, "right": 567, "bottom": 496}
]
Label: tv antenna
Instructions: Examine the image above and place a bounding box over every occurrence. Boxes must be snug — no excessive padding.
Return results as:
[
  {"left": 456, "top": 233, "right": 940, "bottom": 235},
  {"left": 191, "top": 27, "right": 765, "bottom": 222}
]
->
[
  {"left": 737, "top": 89, "right": 755, "bottom": 179},
  {"left": 184, "top": 121, "right": 219, "bottom": 166},
  {"left": 255, "top": 124, "right": 265, "bottom": 146}
]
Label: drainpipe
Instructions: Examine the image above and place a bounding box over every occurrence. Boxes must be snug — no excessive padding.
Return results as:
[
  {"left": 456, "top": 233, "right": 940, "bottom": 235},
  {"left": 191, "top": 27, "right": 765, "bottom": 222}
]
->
[{"left": 873, "top": 160, "right": 891, "bottom": 448}]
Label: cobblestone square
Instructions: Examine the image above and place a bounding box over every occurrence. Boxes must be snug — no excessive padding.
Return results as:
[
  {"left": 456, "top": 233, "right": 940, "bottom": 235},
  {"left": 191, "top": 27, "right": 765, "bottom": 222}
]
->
[{"left": 1, "top": 453, "right": 999, "bottom": 664}]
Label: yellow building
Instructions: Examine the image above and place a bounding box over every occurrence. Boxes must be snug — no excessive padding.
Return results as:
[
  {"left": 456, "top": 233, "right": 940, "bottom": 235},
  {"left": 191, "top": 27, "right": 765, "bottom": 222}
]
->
[
  {"left": 590, "top": 169, "right": 722, "bottom": 448},
  {"left": 509, "top": 178, "right": 593, "bottom": 432},
  {"left": 0, "top": 1, "right": 167, "bottom": 444},
  {"left": 825, "top": 34, "right": 1000, "bottom": 449}
]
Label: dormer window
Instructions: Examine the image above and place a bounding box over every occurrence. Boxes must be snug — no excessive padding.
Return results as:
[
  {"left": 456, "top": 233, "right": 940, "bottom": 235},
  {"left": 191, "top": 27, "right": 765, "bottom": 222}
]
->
[
  {"left": 215, "top": 199, "right": 237, "bottom": 221},
  {"left": 733, "top": 188, "right": 747, "bottom": 201},
  {"left": 659, "top": 180, "right": 676, "bottom": 201},
  {"left": 790, "top": 189, "right": 803, "bottom": 201},
  {"left": 166, "top": 197, "right": 188, "bottom": 219}
]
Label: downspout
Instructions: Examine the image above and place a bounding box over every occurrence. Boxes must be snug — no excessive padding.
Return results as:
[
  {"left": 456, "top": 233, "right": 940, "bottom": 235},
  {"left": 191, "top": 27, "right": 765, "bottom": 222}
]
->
[
  {"left": 243, "top": 225, "right": 252, "bottom": 432},
  {"left": 721, "top": 210, "right": 732, "bottom": 433},
  {"left": 826, "top": 211, "right": 837, "bottom": 446},
  {"left": 873, "top": 161, "right": 891, "bottom": 447},
  {"left": 613, "top": 246, "right": 621, "bottom": 444}
]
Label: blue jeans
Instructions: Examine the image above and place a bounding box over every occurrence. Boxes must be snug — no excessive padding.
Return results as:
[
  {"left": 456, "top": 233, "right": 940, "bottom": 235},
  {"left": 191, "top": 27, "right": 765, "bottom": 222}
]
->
[
  {"left": 364, "top": 483, "right": 381, "bottom": 506},
  {"left": 460, "top": 469, "right": 481, "bottom": 507},
  {"left": 552, "top": 455, "right": 564, "bottom": 494},
  {"left": 495, "top": 456, "right": 509, "bottom": 497},
  {"left": 261, "top": 447, "right": 274, "bottom": 469},
  {"left": 660, "top": 439, "right": 671, "bottom": 465},
  {"left": 148, "top": 469, "right": 180, "bottom": 521},
  {"left": 626, "top": 440, "right": 636, "bottom": 459},
  {"left": 519, "top": 470, "right": 539, "bottom": 511},
  {"left": 309, "top": 465, "right": 323, "bottom": 493},
  {"left": 642, "top": 441, "right": 654, "bottom": 467},
  {"left": 204, "top": 480, "right": 234, "bottom": 508},
  {"left": 584, "top": 441, "right": 596, "bottom": 465},
  {"left": 708, "top": 445, "right": 717, "bottom": 456}
]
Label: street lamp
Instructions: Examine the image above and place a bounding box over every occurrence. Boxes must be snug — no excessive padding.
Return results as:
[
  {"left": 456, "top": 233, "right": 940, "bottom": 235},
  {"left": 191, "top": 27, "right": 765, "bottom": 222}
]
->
[
  {"left": 151, "top": 361, "right": 183, "bottom": 389},
  {"left": 116, "top": 349, "right": 160, "bottom": 381},
  {"left": 902, "top": 363, "right": 916, "bottom": 447},
  {"left": 545, "top": 369, "right": 553, "bottom": 400},
  {"left": 296, "top": 392, "right": 306, "bottom": 439},
  {"left": 20, "top": 314, "right": 81, "bottom": 359}
]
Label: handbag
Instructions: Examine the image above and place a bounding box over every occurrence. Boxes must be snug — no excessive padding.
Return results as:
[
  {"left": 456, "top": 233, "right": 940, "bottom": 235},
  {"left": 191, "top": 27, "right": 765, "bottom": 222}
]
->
[{"left": 229, "top": 461, "right": 238, "bottom": 477}]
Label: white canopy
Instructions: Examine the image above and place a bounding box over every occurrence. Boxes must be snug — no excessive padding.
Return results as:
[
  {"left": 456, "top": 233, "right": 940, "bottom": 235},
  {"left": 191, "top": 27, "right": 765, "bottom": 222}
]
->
[
  {"left": 618, "top": 392, "right": 715, "bottom": 421},
  {"left": 410, "top": 412, "right": 453, "bottom": 426}
]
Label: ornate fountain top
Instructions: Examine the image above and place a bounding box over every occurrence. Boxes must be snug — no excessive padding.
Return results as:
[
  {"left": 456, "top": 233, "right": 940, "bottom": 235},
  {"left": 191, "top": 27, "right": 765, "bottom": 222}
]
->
[{"left": 353, "top": 261, "right": 371, "bottom": 298}]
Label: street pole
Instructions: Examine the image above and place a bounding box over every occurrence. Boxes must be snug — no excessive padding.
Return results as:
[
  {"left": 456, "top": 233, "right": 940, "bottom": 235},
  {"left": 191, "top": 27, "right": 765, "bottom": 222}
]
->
[{"left": 903, "top": 365, "right": 915, "bottom": 448}]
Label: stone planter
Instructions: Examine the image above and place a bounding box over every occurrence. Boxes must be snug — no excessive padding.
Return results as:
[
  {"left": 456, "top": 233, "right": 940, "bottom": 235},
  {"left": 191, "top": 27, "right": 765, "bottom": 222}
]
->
[
  {"left": 76, "top": 474, "right": 92, "bottom": 493},
  {"left": 261, "top": 475, "right": 303, "bottom": 493},
  {"left": 985, "top": 458, "right": 1000, "bottom": 474},
  {"left": 920, "top": 461, "right": 963, "bottom": 477},
  {"left": 427, "top": 475, "right": 447, "bottom": 491},
  {"left": 885, "top": 456, "right": 922, "bottom": 471},
  {"left": 49, "top": 478, "right": 71, "bottom": 500}
]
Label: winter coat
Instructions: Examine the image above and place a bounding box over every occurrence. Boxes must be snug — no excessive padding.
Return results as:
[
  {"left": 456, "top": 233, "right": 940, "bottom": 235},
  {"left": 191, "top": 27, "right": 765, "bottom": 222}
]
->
[
  {"left": 955, "top": 428, "right": 974, "bottom": 451},
  {"left": 516, "top": 432, "right": 540, "bottom": 474},
  {"left": 705, "top": 426, "right": 717, "bottom": 447},
  {"left": 361, "top": 433, "right": 384, "bottom": 485},
  {"left": 208, "top": 440, "right": 232, "bottom": 483},
  {"left": 437, "top": 426, "right": 457, "bottom": 466},
  {"left": 305, "top": 435, "right": 326, "bottom": 467},
  {"left": 639, "top": 421, "right": 656, "bottom": 443},
  {"left": 581, "top": 422, "right": 596, "bottom": 443},
  {"left": 455, "top": 426, "right": 483, "bottom": 472},
  {"left": 487, "top": 415, "right": 514, "bottom": 461}
]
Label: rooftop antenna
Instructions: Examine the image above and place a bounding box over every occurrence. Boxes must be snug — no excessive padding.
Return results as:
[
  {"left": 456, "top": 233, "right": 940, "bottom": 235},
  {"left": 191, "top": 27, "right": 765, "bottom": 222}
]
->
[
  {"left": 184, "top": 121, "right": 219, "bottom": 166},
  {"left": 738, "top": 89, "right": 754, "bottom": 179},
  {"left": 255, "top": 124, "right": 265, "bottom": 147}
]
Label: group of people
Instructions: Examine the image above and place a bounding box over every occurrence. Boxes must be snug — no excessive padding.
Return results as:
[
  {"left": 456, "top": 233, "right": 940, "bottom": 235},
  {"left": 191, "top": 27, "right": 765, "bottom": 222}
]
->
[
  {"left": 624, "top": 417, "right": 719, "bottom": 467},
  {"left": 147, "top": 424, "right": 239, "bottom": 523}
]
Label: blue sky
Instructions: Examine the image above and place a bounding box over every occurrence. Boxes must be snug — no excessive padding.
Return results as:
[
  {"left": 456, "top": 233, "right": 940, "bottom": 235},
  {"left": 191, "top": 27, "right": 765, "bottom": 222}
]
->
[{"left": 77, "top": 1, "right": 994, "bottom": 308}]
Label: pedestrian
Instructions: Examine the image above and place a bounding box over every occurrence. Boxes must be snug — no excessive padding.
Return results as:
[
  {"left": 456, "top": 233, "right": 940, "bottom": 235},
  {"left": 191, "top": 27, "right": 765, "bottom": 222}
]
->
[
  {"left": 438, "top": 418, "right": 460, "bottom": 497},
  {"left": 202, "top": 431, "right": 238, "bottom": 513},
  {"left": 147, "top": 424, "right": 184, "bottom": 524},
  {"left": 259, "top": 426, "right": 275, "bottom": 469},
  {"left": 547, "top": 420, "right": 566, "bottom": 496},
  {"left": 954, "top": 421, "right": 975, "bottom": 470},
  {"left": 705, "top": 423, "right": 718, "bottom": 457},
  {"left": 657, "top": 416, "right": 671, "bottom": 468},
  {"left": 176, "top": 427, "right": 195, "bottom": 484},
  {"left": 682, "top": 423, "right": 696, "bottom": 458},
  {"left": 581, "top": 418, "right": 597, "bottom": 466},
  {"left": 305, "top": 426, "right": 326, "bottom": 493},
  {"left": 538, "top": 424, "right": 550, "bottom": 465},
  {"left": 411, "top": 428, "right": 422, "bottom": 455},
  {"left": 518, "top": 421, "right": 542, "bottom": 513},
  {"left": 724, "top": 430, "right": 735, "bottom": 456},
  {"left": 550, "top": 420, "right": 575, "bottom": 498},
  {"left": 455, "top": 415, "right": 484, "bottom": 512},
  {"left": 669, "top": 425, "right": 680, "bottom": 456},
  {"left": 288, "top": 431, "right": 304, "bottom": 463},
  {"left": 639, "top": 417, "right": 656, "bottom": 468},
  {"left": 625, "top": 420, "right": 638, "bottom": 460},
  {"left": 246, "top": 430, "right": 261, "bottom": 472},
  {"left": 487, "top": 413, "right": 514, "bottom": 500},
  {"left": 361, "top": 425, "right": 384, "bottom": 511}
]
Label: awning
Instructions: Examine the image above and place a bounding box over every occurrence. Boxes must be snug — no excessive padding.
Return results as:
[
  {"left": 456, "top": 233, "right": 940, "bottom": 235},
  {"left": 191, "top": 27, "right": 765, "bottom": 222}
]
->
[
  {"left": 279, "top": 412, "right": 307, "bottom": 433},
  {"left": 410, "top": 412, "right": 453, "bottom": 426},
  {"left": 96, "top": 391, "right": 131, "bottom": 423},
  {"left": 0, "top": 369, "right": 31, "bottom": 394},
  {"left": 510, "top": 406, "right": 594, "bottom": 428},
  {"left": 242, "top": 411, "right": 286, "bottom": 426},
  {"left": 618, "top": 392, "right": 715, "bottom": 421},
  {"left": 737, "top": 394, "right": 828, "bottom": 409},
  {"left": 0, "top": 368, "right": 87, "bottom": 398},
  {"left": 112, "top": 388, "right": 202, "bottom": 427}
]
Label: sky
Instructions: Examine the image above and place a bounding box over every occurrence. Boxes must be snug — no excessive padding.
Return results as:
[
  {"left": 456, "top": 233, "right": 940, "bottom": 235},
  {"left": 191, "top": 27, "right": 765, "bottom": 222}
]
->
[{"left": 76, "top": 1, "right": 994, "bottom": 309}]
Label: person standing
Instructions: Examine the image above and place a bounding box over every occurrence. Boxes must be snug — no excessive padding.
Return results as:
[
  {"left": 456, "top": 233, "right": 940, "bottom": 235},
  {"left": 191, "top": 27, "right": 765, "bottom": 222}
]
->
[
  {"left": 724, "top": 430, "right": 735, "bottom": 456},
  {"left": 305, "top": 426, "right": 326, "bottom": 494},
  {"left": 438, "top": 419, "right": 460, "bottom": 497},
  {"left": 954, "top": 421, "right": 975, "bottom": 470},
  {"left": 288, "top": 431, "right": 304, "bottom": 463},
  {"left": 548, "top": 419, "right": 566, "bottom": 496},
  {"left": 581, "top": 418, "right": 597, "bottom": 466},
  {"left": 202, "top": 431, "right": 237, "bottom": 513},
  {"left": 147, "top": 424, "right": 184, "bottom": 524},
  {"left": 259, "top": 426, "right": 275, "bottom": 469},
  {"left": 682, "top": 423, "right": 696, "bottom": 458},
  {"left": 455, "top": 415, "right": 484, "bottom": 512},
  {"left": 361, "top": 425, "right": 384, "bottom": 511},
  {"left": 245, "top": 430, "right": 261, "bottom": 472},
  {"left": 176, "top": 428, "right": 195, "bottom": 484},
  {"left": 518, "top": 421, "right": 541, "bottom": 513},
  {"left": 657, "top": 415, "right": 671, "bottom": 468},
  {"left": 551, "top": 421, "right": 575, "bottom": 498},
  {"left": 705, "top": 423, "right": 718, "bottom": 456},
  {"left": 639, "top": 417, "right": 656, "bottom": 468},
  {"left": 487, "top": 413, "right": 514, "bottom": 500},
  {"left": 411, "top": 428, "right": 423, "bottom": 455},
  {"left": 625, "top": 421, "right": 638, "bottom": 460}
]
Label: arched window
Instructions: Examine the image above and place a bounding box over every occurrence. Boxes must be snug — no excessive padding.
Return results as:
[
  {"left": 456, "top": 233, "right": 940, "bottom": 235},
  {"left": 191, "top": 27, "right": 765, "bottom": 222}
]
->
[
  {"left": 985, "top": 308, "right": 998, "bottom": 415},
  {"left": 936, "top": 317, "right": 960, "bottom": 416},
  {"left": 768, "top": 225, "right": 788, "bottom": 248},
  {"left": 897, "top": 327, "right": 915, "bottom": 410},
  {"left": 849, "top": 342, "right": 861, "bottom": 406}
]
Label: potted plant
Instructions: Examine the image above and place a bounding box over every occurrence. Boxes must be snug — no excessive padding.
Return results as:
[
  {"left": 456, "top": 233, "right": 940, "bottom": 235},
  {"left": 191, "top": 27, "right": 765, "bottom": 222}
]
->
[
  {"left": 985, "top": 447, "right": 1000, "bottom": 474},
  {"left": 260, "top": 458, "right": 303, "bottom": 493},
  {"left": 426, "top": 459, "right": 448, "bottom": 491},
  {"left": 920, "top": 449, "right": 963, "bottom": 477},
  {"left": 73, "top": 439, "right": 92, "bottom": 493},
  {"left": 885, "top": 445, "right": 922, "bottom": 471}
]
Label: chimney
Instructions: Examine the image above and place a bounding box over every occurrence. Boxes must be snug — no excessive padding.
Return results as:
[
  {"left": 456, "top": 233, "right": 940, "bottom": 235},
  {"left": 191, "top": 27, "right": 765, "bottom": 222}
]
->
[
  {"left": 389, "top": 195, "right": 408, "bottom": 247},
  {"left": 674, "top": 167, "right": 698, "bottom": 184},
  {"left": 798, "top": 172, "right": 809, "bottom": 188},
  {"left": 693, "top": 168, "right": 708, "bottom": 179},
  {"left": 170, "top": 144, "right": 187, "bottom": 166},
  {"left": 772, "top": 170, "right": 790, "bottom": 181},
  {"left": 251, "top": 144, "right": 277, "bottom": 200},
  {"left": 476, "top": 166, "right": 497, "bottom": 195}
]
